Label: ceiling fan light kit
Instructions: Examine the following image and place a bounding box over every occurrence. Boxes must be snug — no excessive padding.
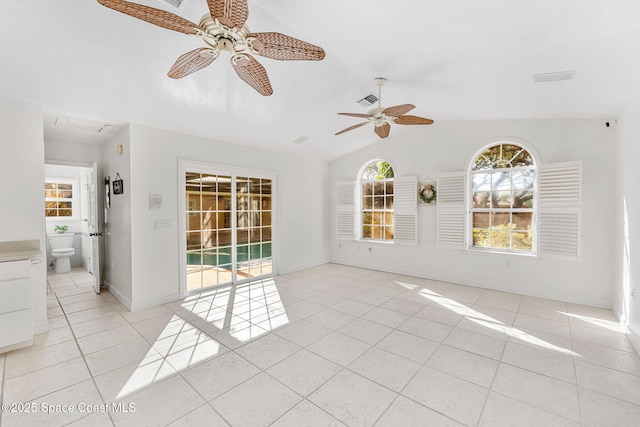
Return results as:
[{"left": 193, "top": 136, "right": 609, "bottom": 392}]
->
[
  {"left": 97, "top": 0, "right": 325, "bottom": 96},
  {"left": 336, "top": 77, "right": 434, "bottom": 138}
]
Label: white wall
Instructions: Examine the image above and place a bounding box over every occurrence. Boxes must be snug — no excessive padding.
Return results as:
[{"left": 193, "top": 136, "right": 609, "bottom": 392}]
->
[
  {"left": 329, "top": 119, "right": 616, "bottom": 308},
  {"left": 45, "top": 138, "right": 102, "bottom": 165},
  {"left": 0, "top": 97, "right": 48, "bottom": 333},
  {"left": 127, "top": 124, "right": 329, "bottom": 310},
  {"left": 101, "top": 127, "right": 133, "bottom": 307},
  {"left": 614, "top": 108, "right": 640, "bottom": 352}
]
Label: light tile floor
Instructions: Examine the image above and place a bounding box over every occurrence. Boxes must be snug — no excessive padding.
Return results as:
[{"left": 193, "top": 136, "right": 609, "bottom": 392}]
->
[{"left": 1, "top": 264, "right": 640, "bottom": 426}]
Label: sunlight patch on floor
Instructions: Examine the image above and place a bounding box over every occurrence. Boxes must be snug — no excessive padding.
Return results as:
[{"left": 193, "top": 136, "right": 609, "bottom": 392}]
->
[
  {"left": 562, "top": 312, "right": 626, "bottom": 333},
  {"left": 395, "top": 281, "right": 419, "bottom": 290},
  {"left": 118, "top": 314, "right": 224, "bottom": 399},
  {"left": 420, "top": 289, "right": 580, "bottom": 357}
]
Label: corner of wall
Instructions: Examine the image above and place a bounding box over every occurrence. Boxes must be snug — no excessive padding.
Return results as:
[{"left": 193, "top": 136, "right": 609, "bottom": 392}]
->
[{"left": 627, "top": 324, "right": 640, "bottom": 357}]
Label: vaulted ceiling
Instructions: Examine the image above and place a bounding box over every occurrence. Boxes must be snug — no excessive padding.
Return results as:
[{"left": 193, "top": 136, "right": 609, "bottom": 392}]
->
[{"left": 1, "top": 0, "right": 639, "bottom": 160}]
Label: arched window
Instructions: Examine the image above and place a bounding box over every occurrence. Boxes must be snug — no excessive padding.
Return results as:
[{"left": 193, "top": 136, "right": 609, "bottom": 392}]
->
[
  {"left": 470, "top": 142, "right": 536, "bottom": 252},
  {"left": 359, "top": 160, "right": 395, "bottom": 241}
]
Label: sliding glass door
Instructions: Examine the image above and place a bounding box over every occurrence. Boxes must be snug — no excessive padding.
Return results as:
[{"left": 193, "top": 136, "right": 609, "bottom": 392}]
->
[{"left": 184, "top": 168, "right": 274, "bottom": 293}]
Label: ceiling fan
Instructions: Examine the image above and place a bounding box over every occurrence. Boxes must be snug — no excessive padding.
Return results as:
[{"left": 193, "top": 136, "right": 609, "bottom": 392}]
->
[
  {"left": 335, "top": 78, "right": 434, "bottom": 138},
  {"left": 96, "top": 0, "right": 325, "bottom": 96}
]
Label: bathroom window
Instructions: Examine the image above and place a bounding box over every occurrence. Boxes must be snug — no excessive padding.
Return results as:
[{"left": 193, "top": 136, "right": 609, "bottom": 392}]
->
[{"left": 45, "top": 179, "right": 76, "bottom": 218}]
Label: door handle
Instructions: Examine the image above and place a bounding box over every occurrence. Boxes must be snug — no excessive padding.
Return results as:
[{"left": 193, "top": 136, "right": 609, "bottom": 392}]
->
[{"left": 89, "top": 232, "right": 104, "bottom": 237}]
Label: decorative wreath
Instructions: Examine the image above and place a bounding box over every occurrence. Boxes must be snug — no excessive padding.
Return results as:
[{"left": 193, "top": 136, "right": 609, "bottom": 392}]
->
[{"left": 419, "top": 182, "right": 437, "bottom": 204}]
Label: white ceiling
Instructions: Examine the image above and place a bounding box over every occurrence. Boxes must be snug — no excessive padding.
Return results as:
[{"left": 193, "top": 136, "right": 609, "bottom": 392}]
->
[{"left": 2, "top": 0, "right": 639, "bottom": 160}]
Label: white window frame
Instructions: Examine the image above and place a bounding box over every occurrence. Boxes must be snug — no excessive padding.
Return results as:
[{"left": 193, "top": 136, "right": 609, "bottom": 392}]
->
[
  {"left": 437, "top": 142, "right": 581, "bottom": 259},
  {"left": 467, "top": 141, "right": 538, "bottom": 255},
  {"left": 336, "top": 159, "right": 416, "bottom": 245},
  {"left": 44, "top": 177, "right": 80, "bottom": 221},
  {"left": 356, "top": 159, "right": 396, "bottom": 243}
]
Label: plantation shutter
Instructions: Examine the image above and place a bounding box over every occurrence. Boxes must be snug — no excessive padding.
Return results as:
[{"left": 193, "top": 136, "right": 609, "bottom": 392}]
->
[
  {"left": 437, "top": 172, "right": 466, "bottom": 249},
  {"left": 336, "top": 181, "right": 355, "bottom": 240},
  {"left": 538, "top": 161, "right": 582, "bottom": 259},
  {"left": 394, "top": 176, "right": 417, "bottom": 245}
]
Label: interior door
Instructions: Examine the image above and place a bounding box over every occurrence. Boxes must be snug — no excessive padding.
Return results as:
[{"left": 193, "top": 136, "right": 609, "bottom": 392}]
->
[{"left": 89, "top": 163, "right": 102, "bottom": 294}]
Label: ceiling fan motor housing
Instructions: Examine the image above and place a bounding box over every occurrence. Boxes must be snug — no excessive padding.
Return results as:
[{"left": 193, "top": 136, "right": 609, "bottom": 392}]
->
[{"left": 199, "top": 14, "right": 249, "bottom": 53}]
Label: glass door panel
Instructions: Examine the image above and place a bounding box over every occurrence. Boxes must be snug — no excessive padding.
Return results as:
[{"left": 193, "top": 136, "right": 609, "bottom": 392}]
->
[
  {"left": 185, "top": 171, "right": 273, "bottom": 293},
  {"left": 185, "top": 173, "right": 234, "bottom": 292},
  {"left": 236, "top": 177, "right": 272, "bottom": 280}
]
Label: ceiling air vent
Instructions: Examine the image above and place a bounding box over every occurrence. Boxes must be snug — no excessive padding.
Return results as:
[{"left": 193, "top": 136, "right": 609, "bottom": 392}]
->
[
  {"left": 55, "top": 116, "right": 112, "bottom": 133},
  {"left": 356, "top": 93, "right": 378, "bottom": 108},
  {"left": 160, "top": 0, "right": 185, "bottom": 9},
  {"left": 532, "top": 70, "right": 575, "bottom": 83}
]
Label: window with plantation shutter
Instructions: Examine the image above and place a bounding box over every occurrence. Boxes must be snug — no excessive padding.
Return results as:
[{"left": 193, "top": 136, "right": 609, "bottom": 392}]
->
[
  {"left": 538, "top": 162, "right": 581, "bottom": 259},
  {"left": 469, "top": 143, "right": 536, "bottom": 253},
  {"left": 336, "top": 181, "right": 355, "bottom": 240},
  {"left": 358, "top": 160, "right": 396, "bottom": 242},
  {"left": 437, "top": 172, "right": 466, "bottom": 249}
]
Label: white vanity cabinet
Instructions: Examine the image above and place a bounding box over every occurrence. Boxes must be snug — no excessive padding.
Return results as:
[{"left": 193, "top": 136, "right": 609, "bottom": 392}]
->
[{"left": 0, "top": 259, "right": 34, "bottom": 351}]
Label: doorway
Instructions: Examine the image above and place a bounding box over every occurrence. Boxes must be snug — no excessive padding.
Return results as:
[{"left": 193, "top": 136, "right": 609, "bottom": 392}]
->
[
  {"left": 179, "top": 162, "right": 275, "bottom": 294},
  {"left": 44, "top": 162, "right": 102, "bottom": 293}
]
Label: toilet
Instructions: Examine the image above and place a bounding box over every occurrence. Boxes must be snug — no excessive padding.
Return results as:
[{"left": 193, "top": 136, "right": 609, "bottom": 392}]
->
[{"left": 47, "top": 233, "right": 75, "bottom": 273}]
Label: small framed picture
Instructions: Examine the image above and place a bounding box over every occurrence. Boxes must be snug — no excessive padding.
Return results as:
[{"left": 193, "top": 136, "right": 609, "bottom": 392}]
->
[{"left": 113, "top": 178, "right": 124, "bottom": 195}]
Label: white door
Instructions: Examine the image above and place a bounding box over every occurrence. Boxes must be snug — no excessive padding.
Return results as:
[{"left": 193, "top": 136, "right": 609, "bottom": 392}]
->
[{"left": 89, "top": 163, "right": 102, "bottom": 294}]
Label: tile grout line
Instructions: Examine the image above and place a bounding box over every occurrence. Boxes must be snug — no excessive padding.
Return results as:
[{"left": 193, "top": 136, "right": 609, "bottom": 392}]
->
[
  {"left": 568, "top": 304, "right": 585, "bottom": 426},
  {"left": 13, "top": 265, "right": 637, "bottom": 425},
  {"left": 53, "top": 285, "right": 118, "bottom": 427},
  {"left": 372, "top": 295, "right": 480, "bottom": 427}
]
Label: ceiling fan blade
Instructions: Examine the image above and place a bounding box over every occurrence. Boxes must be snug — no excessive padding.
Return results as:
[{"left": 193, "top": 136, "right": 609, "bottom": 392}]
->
[
  {"left": 231, "top": 54, "right": 273, "bottom": 96},
  {"left": 394, "top": 115, "right": 434, "bottom": 125},
  {"left": 97, "top": 0, "right": 200, "bottom": 34},
  {"left": 168, "top": 48, "right": 219, "bottom": 79},
  {"left": 335, "top": 122, "right": 369, "bottom": 136},
  {"left": 374, "top": 122, "right": 391, "bottom": 139},
  {"left": 248, "top": 32, "right": 325, "bottom": 61},
  {"left": 338, "top": 112, "right": 372, "bottom": 119},
  {"left": 383, "top": 104, "right": 415, "bottom": 117},
  {"left": 207, "top": 0, "right": 249, "bottom": 28}
]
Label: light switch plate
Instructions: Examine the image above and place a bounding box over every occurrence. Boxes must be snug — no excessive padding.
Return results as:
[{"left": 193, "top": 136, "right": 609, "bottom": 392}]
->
[
  {"left": 149, "top": 194, "right": 162, "bottom": 210},
  {"left": 155, "top": 219, "right": 171, "bottom": 229}
]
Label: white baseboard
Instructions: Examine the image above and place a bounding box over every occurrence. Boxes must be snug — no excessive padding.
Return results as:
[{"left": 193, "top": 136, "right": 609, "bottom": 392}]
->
[
  {"left": 103, "top": 280, "right": 132, "bottom": 311},
  {"left": 130, "top": 293, "right": 181, "bottom": 312},
  {"left": 34, "top": 321, "right": 49, "bottom": 335},
  {"left": 627, "top": 324, "right": 640, "bottom": 357},
  {"left": 0, "top": 339, "right": 33, "bottom": 354},
  {"left": 278, "top": 258, "right": 330, "bottom": 275},
  {"left": 329, "top": 258, "right": 611, "bottom": 308},
  {"left": 104, "top": 280, "right": 181, "bottom": 312}
]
